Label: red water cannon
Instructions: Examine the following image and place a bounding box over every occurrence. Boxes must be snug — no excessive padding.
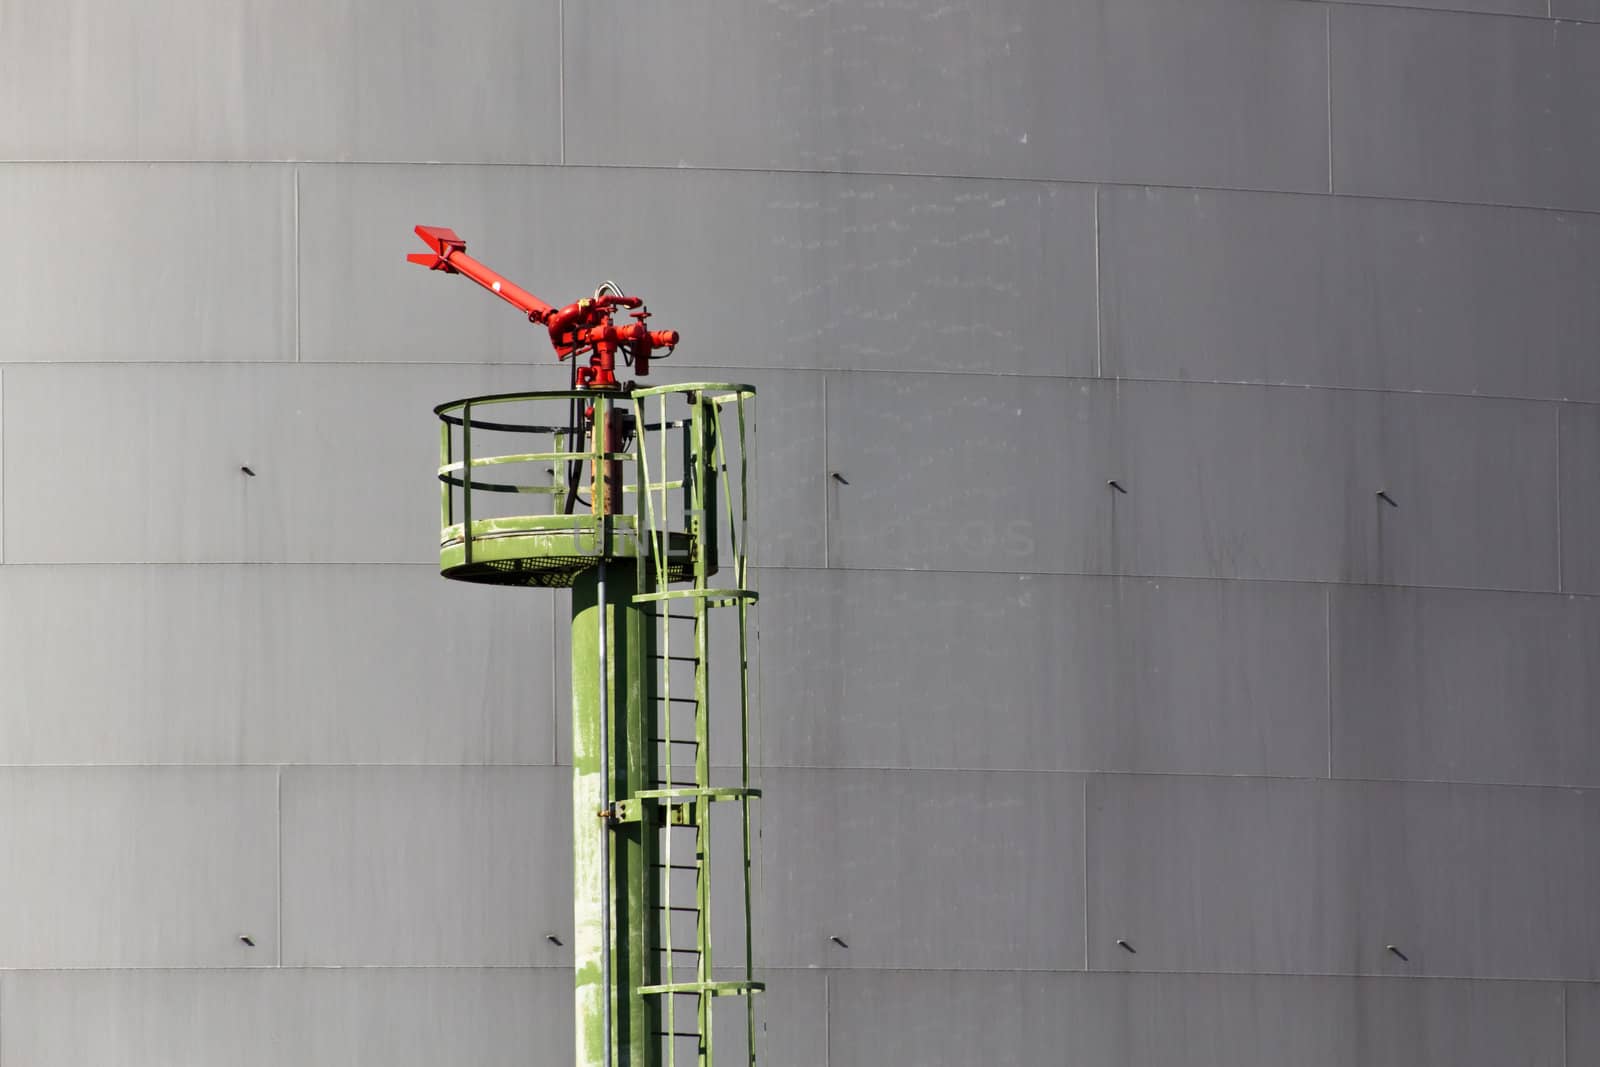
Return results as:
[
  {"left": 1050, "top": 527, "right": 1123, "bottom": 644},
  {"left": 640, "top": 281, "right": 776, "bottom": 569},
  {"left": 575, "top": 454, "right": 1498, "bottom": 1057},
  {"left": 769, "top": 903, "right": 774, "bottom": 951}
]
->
[{"left": 409, "top": 225, "right": 678, "bottom": 389}]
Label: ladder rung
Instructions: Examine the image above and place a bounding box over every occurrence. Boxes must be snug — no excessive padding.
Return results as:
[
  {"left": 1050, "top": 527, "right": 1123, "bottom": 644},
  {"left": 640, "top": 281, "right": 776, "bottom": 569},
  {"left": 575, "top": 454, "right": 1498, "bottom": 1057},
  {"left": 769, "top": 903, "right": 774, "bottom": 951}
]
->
[
  {"left": 655, "top": 655, "right": 701, "bottom": 663},
  {"left": 657, "top": 697, "right": 698, "bottom": 704},
  {"left": 654, "top": 1031, "right": 704, "bottom": 1038},
  {"left": 666, "top": 906, "right": 701, "bottom": 913},
  {"left": 644, "top": 979, "right": 767, "bottom": 998},
  {"left": 652, "top": 946, "right": 702, "bottom": 954},
  {"left": 653, "top": 863, "right": 700, "bottom": 871},
  {"left": 656, "top": 738, "right": 700, "bottom": 746}
]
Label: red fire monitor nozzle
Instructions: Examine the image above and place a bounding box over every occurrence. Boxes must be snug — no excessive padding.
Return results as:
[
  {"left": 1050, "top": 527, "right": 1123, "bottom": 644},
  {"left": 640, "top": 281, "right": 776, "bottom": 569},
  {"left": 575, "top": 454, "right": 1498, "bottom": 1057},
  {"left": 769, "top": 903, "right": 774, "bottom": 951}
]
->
[{"left": 409, "top": 225, "right": 679, "bottom": 389}]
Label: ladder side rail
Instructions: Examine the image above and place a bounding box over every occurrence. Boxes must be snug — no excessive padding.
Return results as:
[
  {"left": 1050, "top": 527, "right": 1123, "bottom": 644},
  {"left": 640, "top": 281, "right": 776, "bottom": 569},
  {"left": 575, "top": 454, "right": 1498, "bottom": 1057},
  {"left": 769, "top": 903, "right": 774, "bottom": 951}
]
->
[
  {"left": 714, "top": 395, "right": 758, "bottom": 1067},
  {"left": 691, "top": 392, "right": 715, "bottom": 1067},
  {"left": 634, "top": 393, "right": 678, "bottom": 1066},
  {"left": 440, "top": 417, "right": 453, "bottom": 533},
  {"left": 461, "top": 402, "right": 473, "bottom": 565},
  {"left": 629, "top": 401, "right": 670, "bottom": 1065}
]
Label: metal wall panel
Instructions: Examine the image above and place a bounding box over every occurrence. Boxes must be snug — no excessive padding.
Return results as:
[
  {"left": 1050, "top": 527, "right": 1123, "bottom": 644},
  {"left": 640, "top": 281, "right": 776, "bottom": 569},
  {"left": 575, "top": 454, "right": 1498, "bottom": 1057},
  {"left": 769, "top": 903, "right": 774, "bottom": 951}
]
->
[
  {"left": 0, "top": 564, "right": 551, "bottom": 766},
  {"left": 0, "top": 164, "right": 294, "bottom": 362},
  {"left": 754, "top": 768, "right": 1085, "bottom": 971},
  {"left": 1570, "top": 983, "right": 1600, "bottom": 1064},
  {"left": 279, "top": 766, "right": 572, "bottom": 966},
  {"left": 824, "top": 373, "right": 1112, "bottom": 574},
  {"left": 564, "top": 0, "right": 1329, "bottom": 192},
  {"left": 825, "top": 970, "right": 1565, "bottom": 1067},
  {"left": 757, "top": 569, "right": 1328, "bottom": 777},
  {"left": 0, "top": 968, "right": 565, "bottom": 1067},
  {"left": 1331, "top": 584, "right": 1600, "bottom": 788},
  {"left": 0, "top": 363, "right": 542, "bottom": 563},
  {"left": 710, "top": 970, "right": 828, "bottom": 1067},
  {"left": 1100, "top": 186, "right": 1600, "bottom": 402},
  {"left": 1553, "top": 0, "right": 1600, "bottom": 19},
  {"left": 1325, "top": 0, "right": 1545, "bottom": 13},
  {"left": 301, "top": 164, "right": 1098, "bottom": 377},
  {"left": 1560, "top": 403, "right": 1600, "bottom": 594},
  {"left": 1108, "top": 384, "right": 1557, "bottom": 589},
  {"left": 827, "top": 375, "right": 1558, "bottom": 589},
  {"left": 0, "top": 767, "right": 276, "bottom": 968},
  {"left": 0, "top": 367, "right": 5, "bottom": 563},
  {"left": 1331, "top": 7, "right": 1600, "bottom": 210},
  {"left": 1087, "top": 774, "right": 1600, "bottom": 980},
  {"left": 0, "top": 0, "right": 560, "bottom": 162}
]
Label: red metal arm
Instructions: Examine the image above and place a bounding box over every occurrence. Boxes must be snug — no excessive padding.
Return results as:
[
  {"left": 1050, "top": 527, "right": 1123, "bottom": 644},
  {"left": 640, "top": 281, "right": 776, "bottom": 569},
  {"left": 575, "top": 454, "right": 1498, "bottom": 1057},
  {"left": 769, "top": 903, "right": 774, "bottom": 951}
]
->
[{"left": 409, "top": 225, "right": 677, "bottom": 389}]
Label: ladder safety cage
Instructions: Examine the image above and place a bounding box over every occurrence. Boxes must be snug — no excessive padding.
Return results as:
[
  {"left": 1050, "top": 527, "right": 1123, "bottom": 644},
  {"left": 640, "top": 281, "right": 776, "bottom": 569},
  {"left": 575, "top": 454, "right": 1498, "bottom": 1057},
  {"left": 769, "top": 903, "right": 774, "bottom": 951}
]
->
[{"left": 633, "top": 383, "right": 762, "bottom": 1067}]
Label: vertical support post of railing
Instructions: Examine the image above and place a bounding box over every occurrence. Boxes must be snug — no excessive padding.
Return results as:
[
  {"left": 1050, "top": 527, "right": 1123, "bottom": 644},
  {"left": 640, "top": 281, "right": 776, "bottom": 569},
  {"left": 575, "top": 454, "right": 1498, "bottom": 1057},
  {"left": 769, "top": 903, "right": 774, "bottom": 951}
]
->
[
  {"left": 440, "top": 416, "right": 453, "bottom": 532},
  {"left": 594, "top": 393, "right": 624, "bottom": 519},
  {"left": 461, "top": 401, "right": 473, "bottom": 565}
]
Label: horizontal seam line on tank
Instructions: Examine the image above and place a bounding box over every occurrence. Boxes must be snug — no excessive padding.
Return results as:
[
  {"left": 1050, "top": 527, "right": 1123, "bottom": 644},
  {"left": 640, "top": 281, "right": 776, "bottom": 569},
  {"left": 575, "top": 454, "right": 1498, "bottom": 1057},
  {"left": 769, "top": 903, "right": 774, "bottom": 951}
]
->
[
  {"left": 0, "top": 963, "right": 1589, "bottom": 986},
  {"left": 0, "top": 560, "right": 440, "bottom": 567},
  {"left": 745, "top": 765, "right": 1600, "bottom": 795},
  {"left": 0, "top": 762, "right": 568, "bottom": 769},
  {"left": 3, "top": 159, "right": 1600, "bottom": 220},
  {"left": 6, "top": 763, "right": 1595, "bottom": 797},
  {"left": 754, "top": 565, "right": 1590, "bottom": 601},
  {"left": 0, "top": 560, "right": 1588, "bottom": 603},
  {"left": 0, "top": 963, "right": 572, "bottom": 974},
  {"left": 745, "top": 965, "right": 1600, "bottom": 988},
  {"left": 0, "top": 561, "right": 453, "bottom": 570},
  {"left": 747, "top": 964, "right": 1595, "bottom": 987},
  {"left": 2, "top": 361, "right": 1598, "bottom": 412},
  {"left": 1298, "top": 0, "right": 1583, "bottom": 25}
]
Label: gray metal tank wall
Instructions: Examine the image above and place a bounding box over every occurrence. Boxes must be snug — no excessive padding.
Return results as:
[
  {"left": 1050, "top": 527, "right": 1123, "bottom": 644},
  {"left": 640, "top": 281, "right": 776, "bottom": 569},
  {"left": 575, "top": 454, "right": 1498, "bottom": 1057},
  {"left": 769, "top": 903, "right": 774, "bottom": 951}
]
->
[{"left": 1, "top": 1, "right": 1597, "bottom": 1064}]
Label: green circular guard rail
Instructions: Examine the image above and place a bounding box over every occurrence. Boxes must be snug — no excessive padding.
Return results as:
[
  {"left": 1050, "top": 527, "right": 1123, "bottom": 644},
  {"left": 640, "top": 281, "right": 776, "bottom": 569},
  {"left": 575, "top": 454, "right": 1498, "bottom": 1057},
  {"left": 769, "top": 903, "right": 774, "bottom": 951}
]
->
[{"left": 434, "top": 387, "right": 754, "bottom": 587}]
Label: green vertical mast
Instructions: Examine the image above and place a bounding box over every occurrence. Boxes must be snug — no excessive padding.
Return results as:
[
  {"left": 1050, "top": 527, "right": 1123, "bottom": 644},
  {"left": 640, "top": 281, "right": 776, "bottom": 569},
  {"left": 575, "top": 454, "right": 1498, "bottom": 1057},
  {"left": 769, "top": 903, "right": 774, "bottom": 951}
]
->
[
  {"left": 435, "top": 385, "right": 761, "bottom": 1067},
  {"left": 572, "top": 562, "right": 659, "bottom": 1064}
]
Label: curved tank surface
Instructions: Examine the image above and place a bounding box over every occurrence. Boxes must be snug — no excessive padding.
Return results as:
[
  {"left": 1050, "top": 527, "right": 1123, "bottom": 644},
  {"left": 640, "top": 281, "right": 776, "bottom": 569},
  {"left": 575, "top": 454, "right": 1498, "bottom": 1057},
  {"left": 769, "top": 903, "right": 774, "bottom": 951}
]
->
[{"left": 0, "top": 1, "right": 1597, "bottom": 1064}]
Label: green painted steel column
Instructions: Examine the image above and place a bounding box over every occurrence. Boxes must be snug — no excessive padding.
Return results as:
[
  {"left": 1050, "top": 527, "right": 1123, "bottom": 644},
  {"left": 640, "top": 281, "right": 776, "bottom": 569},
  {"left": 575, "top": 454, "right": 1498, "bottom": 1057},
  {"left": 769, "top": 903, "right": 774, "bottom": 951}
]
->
[{"left": 572, "top": 564, "right": 660, "bottom": 1067}]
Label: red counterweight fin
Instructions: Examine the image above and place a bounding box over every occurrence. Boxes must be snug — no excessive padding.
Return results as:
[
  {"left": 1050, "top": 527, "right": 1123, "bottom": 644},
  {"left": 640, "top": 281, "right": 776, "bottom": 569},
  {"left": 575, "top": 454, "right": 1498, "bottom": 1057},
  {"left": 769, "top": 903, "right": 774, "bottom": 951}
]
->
[{"left": 408, "top": 226, "right": 468, "bottom": 271}]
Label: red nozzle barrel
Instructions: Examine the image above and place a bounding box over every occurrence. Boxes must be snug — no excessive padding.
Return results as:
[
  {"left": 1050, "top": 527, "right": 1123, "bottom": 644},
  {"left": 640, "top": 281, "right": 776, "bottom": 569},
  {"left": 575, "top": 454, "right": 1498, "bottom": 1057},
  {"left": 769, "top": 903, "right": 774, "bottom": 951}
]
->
[{"left": 649, "top": 330, "right": 679, "bottom": 349}]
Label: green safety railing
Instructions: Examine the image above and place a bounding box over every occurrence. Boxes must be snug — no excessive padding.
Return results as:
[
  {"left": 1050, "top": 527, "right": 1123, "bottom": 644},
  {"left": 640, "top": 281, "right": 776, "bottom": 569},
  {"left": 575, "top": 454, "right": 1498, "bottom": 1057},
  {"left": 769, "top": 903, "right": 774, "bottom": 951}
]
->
[{"left": 435, "top": 390, "right": 677, "bottom": 587}]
